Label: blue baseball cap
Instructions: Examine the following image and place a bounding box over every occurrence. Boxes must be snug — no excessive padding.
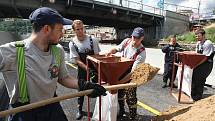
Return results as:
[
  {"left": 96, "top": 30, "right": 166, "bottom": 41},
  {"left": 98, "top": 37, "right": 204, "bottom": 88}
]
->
[
  {"left": 131, "top": 27, "right": 144, "bottom": 39},
  {"left": 29, "top": 7, "right": 72, "bottom": 25}
]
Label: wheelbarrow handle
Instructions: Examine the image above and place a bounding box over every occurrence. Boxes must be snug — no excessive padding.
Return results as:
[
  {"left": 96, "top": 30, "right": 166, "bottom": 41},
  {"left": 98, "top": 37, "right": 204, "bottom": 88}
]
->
[{"left": 0, "top": 83, "right": 137, "bottom": 118}]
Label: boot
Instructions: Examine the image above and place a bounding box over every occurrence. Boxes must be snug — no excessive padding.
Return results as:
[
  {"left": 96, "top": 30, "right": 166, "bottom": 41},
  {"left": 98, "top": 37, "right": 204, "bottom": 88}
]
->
[
  {"left": 76, "top": 106, "right": 83, "bottom": 120},
  {"left": 118, "top": 98, "right": 126, "bottom": 117},
  {"left": 162, "top": 82, "right": 168, "bottom": 88},
  {"left": 119, "top": 107, "right": 126, "bottom": 117},
  {"left": 169, "top": 83, "right": 178, "bottom": 88},
  {"left": 129, "top": 108, "right": 137, "bottom": 121}
]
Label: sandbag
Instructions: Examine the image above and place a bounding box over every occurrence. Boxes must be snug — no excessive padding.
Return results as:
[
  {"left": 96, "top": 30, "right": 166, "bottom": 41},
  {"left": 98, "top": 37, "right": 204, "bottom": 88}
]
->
[
  {"left": 92, "top": 91, "right": 118, "bottom": 121},
  {"left": 177, "top": 65, "right": 193, "bottom": 97}
]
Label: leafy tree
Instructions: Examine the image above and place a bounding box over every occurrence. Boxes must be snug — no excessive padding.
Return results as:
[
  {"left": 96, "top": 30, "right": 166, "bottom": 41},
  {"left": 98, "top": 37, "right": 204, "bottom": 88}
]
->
[{"left": 0, "top": 18, "right": 32, "bottom": 34}]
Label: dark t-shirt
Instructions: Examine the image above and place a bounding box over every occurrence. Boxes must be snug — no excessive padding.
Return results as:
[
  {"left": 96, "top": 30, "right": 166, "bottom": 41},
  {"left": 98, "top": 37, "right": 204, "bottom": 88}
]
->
[{"left": 162, "top": 43, "right": 181, "bottom": 63}]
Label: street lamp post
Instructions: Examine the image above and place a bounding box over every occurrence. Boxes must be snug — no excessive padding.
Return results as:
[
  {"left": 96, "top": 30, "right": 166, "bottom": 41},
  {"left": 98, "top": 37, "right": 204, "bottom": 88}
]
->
[{"left": 198, "top": 0, "right": 201, "bottom": 24}]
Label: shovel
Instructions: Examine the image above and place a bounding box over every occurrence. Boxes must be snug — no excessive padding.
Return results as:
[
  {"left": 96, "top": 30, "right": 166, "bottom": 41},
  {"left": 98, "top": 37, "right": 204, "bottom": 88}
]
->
[
  {"left": 118, "top": 63, "right": 160, "bottom": 86},
  {"left": 0, "top": 83, "right": 137, "bottom": 118}
]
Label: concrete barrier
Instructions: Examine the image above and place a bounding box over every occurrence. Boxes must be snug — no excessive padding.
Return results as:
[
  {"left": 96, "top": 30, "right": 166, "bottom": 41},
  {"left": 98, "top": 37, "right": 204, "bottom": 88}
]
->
[
  {"left": 0, "top": 31, "right": 21, "bottom": 45},
  {"left": 0, "top": 31, "right": 21, "bottom": 121}
]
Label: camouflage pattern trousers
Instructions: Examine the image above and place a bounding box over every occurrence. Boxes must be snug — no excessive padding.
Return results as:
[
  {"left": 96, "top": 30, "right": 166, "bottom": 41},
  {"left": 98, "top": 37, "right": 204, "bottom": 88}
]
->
[{"left": 118, "top": 87, "right": 137, "bottom": 119}]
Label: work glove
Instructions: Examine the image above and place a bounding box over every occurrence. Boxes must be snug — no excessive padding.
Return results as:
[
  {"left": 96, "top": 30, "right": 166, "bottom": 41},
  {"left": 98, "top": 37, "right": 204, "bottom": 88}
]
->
[{"left": 78, "top": 79, "right": 107, "bottom": 98}]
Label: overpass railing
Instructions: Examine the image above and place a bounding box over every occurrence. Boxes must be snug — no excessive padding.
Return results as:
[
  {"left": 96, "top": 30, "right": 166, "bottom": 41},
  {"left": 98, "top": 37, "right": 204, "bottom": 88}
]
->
[{"left": 94, "top": 0, "right": 163, "bottom": 16}]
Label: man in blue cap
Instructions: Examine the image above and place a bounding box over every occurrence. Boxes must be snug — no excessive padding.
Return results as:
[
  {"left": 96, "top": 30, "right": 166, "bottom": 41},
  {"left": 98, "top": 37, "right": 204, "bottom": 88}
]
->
[
  {"left": 106, "top": 27, "right": 146, "bottom": 120},
  {"left": 0, "top": 7, "right": 106, "bottom": 121}
]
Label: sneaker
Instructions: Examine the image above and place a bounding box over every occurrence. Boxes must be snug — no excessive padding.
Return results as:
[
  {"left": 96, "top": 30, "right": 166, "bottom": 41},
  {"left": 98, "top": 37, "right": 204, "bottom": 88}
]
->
[
  {"left": 76, "top": 110, "right": 83, "bottom": 120},
  {"left": 129, "top": 115, "right": 137, "bottom": 121},
  {"left": 119, "top": 109, "right": 126, "bottom": 117},
  {"left": 162, "top": 83, "right": 168, "bottom": 88},
  {"left": 172, "top": 84, "right": 178, "bottom": 88}
]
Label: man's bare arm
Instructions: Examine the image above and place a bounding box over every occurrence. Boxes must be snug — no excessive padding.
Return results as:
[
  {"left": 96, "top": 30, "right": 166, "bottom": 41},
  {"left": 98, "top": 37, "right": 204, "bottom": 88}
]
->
[
  {"left": 106, "top": 48, "right": 118, "bottom": 56},
  {"left": 58, "top": 75, "right": 79, "bottom": 89}
]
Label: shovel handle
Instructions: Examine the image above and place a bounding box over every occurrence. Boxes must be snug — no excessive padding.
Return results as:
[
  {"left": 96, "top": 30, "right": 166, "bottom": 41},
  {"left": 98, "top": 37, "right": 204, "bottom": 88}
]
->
[{"left": 0, "top": 83, "right": 137, "bottom": 117}]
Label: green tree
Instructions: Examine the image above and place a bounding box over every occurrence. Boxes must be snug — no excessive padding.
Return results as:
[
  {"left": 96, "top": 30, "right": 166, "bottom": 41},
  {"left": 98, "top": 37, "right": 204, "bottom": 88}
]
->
[{"left": 0, "top": 18, "right": 32, "bottom": 34}]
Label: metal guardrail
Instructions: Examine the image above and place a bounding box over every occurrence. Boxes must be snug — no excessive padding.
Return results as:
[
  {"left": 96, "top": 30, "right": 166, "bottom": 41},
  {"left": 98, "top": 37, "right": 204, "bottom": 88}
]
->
[{"left": 94, "top": 0, "right": 163, "bottom": 16}]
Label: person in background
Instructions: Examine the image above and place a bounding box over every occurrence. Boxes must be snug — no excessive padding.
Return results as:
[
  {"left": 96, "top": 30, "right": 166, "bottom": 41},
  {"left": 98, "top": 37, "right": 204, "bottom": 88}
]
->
[
  {"left": 106, "top": 27, "right": 146, "bottom": 120},
  {"left": 0, "top": 7, "right": 106, "bottom": 121},
  {"left": 69, "top": 20, "right": 101, "bottom": 120},
  {"left": 191, "top": 28, "right": 214, "bottom": 101},
  {"left": 161, "top": 35, "right": 181, "bottom": 88}
]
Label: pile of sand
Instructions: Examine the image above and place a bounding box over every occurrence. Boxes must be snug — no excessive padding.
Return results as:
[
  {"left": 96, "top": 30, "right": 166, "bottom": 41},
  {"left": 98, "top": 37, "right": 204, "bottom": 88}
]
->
[
  {"left": 131, "top": 63, "right": 159, "bottom": 86},
  {"left": 154, "top": 95, "right": 215, "bottom": 121}
]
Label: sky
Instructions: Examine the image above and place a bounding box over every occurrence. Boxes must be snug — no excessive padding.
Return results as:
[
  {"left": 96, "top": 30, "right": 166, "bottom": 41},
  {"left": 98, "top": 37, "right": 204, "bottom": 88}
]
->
[
  {"left": 165, "top": 0, "right": 215, "bottom": 14},
  {"left": 98, "top": 0, "right": 215, "bottom": 15},
  {"left": 143, "top": 0, "right": 215, "bottom": 14}
]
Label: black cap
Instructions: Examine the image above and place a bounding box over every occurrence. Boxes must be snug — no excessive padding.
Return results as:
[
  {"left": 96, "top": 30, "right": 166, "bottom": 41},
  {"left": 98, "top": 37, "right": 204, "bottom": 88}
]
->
[
  {"left": 29, "top": 7, "right": 72, "bottom": 25},
  {"left": 131, "top": 27, "right": 144, "bottom": 39}
]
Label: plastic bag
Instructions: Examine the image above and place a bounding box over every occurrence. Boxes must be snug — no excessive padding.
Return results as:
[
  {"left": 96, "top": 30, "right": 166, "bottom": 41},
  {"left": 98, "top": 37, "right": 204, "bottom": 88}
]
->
[
  {"left": 92, "top": 91, "right": 118, "bottom": 121},
  {"left": 177, "top": 65, "right": 193, "bottom": 97}
]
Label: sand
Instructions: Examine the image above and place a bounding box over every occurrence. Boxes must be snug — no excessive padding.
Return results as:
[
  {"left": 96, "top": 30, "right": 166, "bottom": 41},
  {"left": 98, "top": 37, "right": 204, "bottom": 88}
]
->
[
  {"left": 154, "top": 95, "right": 215, "bottom": 121},
  {"left": 131, "top": 63, "right": 160, "bottom": 86}
]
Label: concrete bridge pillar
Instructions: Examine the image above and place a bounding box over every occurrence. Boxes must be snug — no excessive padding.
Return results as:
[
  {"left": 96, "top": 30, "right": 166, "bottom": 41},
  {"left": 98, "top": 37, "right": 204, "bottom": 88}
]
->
[
  {"left": 115, "top": 28, "right": 133, "bottom": 43},
  {"left": 115, "top": 24, "right": 163, "bottom": 46}
]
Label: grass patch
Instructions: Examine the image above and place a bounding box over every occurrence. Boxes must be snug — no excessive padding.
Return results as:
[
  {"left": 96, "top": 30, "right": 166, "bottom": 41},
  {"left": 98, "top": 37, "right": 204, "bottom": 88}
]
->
[
  {"left": 177, "top": 32, "right": 196, "bottom": 44},
  {"left": 205, "top": 28, "right": 215, "bottom": 43},
  {"left": 164, "top": 27, "right": 215, "bottom": 44}
]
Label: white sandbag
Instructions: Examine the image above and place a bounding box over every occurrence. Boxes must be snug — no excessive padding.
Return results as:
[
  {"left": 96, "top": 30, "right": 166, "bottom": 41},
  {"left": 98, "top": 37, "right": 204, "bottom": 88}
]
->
[
  {"left": 177, "top": 65, "right": 193, "bottom": 97},
  {"left": 92, "top": 91, "right": 118, "bottom": 121}
]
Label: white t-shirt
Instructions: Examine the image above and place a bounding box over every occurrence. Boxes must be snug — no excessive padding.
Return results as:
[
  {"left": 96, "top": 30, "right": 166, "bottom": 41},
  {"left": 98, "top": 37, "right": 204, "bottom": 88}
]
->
[
  {"left": 69, "top": 35, "right": 100, "bottom": 61},
  {"left": 196, "top": 39, "right": 214, "bottom": 56},
  {"left": 116, "top": 38, "right": 146, "bottom": 71},
  {"left": 0, "top": 39, "right": 69, "bottom": 104}
]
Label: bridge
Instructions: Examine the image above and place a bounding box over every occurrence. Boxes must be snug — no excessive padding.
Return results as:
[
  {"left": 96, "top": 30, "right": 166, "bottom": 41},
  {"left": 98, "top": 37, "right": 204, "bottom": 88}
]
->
[{"left": 0, "top": 0, "right": 189, "bottom": 44}]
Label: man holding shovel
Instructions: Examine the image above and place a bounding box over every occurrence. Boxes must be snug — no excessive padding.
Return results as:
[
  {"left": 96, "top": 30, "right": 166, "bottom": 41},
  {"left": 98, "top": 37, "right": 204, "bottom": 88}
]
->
[
  {"left": 106, "top": 27, "right": 146, "bottom": 120},
  {"left": 0, "top": 7, "right": 106, "bottom": 121}
]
